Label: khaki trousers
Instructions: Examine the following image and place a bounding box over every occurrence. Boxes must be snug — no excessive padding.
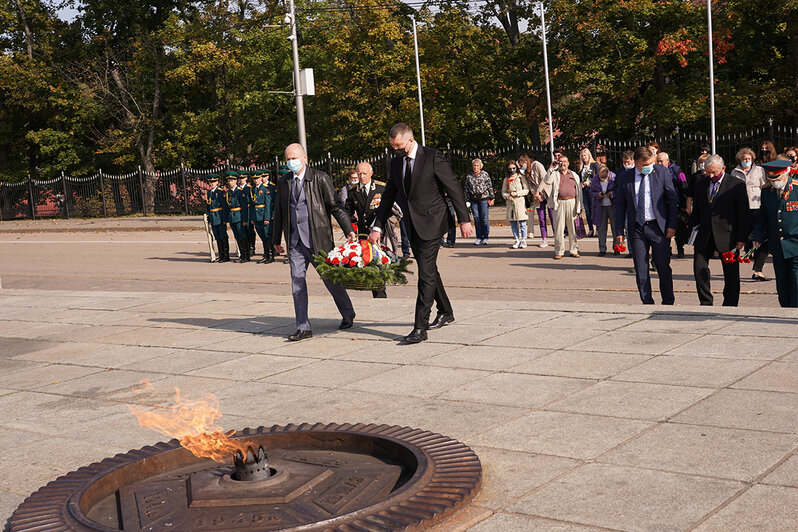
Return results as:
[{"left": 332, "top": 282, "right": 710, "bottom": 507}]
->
[{"left": 553, "top": 198, "right": 578, "bottom": 256}]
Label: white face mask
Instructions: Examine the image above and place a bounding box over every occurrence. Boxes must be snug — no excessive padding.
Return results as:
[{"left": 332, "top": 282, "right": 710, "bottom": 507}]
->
[
  {"left": 623, "top": 163, "right": 634, "bottom": 170},
  {"left": 772, "top": 178, "right": 787, "bottom": 190}
]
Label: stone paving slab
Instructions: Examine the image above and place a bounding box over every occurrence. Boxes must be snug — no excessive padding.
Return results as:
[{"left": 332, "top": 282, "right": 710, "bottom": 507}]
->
[{"left": 0, "top": 287, "right": 797, "bottom": 532}]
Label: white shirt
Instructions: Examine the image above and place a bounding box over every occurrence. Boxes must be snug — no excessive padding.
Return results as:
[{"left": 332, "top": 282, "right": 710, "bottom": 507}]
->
[
  {"left": 360, "top": 180, "right": 372, "bottom": 194},
  {"left": 634, "top": 170, "right": 655, "bottom": 222},
  {"left": 292, "top": 166, "right": 307, "bottom": 190},
  {"left": 406, "top": 141, "right": 419, "bottom": 173}
]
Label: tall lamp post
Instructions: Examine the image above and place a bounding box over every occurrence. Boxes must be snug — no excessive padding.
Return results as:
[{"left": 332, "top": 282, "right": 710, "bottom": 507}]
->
[
  {"left": 539, "top": 2, "right": 555, "bottom": 159},
  {"left": 286, "top": 0, "right": 307, "bottom": 151},
  {"left": 411, "top": 16, "right": 426, "bottom": 145},
  {"left": 707, "top": 0, "right": 717, "bottom": 154}
]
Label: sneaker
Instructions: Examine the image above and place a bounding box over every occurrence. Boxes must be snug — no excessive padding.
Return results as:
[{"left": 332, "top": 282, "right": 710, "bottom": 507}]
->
[
  {"left": 481, "top": 239, "right": 489, "bottom": 245},
  {"left": 512, "top": 240, "right": 520, "bottom": 249},
  {"left": 539, "top": 241, "right": 548, "bottom": 248},
  {"left": 570, "top": 252, "right": 581, "bottom": 258},
  {"left": 474, "top": 239, "right": 482, "bottom": 245},
  {"left": 520, "top": 240, "right": 527, "bottom": 248}
]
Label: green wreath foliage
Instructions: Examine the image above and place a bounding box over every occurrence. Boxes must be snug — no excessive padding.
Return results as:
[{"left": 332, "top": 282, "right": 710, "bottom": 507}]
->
[{"left": 313, "top": 251, "right": 413, "bottom": 290}]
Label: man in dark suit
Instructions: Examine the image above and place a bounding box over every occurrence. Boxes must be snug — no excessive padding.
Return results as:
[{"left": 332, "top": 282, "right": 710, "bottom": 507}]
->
[
  {"left": 346, "top": 161, "right": 387, "bottom": 298},
  {"left": 368, "top": 123, "right": 472, "bottom": 343},
  {"left": 689, "top": 154, "right": 750, "bottom": 306},
  {"left": 615, "top": 146, "right": 679, "bottom": 304},
  {"left": 273, "top": 143, "right": 358, "bottom": 341}
]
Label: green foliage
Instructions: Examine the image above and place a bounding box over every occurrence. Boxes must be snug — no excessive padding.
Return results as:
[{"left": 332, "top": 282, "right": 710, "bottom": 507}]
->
[
  {"left": 0, "top": 0, "right": 796, "bottom": 184},
  {"left": 313, "top": 251, "right": 413, "bottom": 290}
]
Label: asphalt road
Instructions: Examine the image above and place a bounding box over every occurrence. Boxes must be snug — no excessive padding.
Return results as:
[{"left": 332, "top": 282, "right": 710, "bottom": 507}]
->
[{"left": 0, "top": 224, "right": 780, "bottom": 307}]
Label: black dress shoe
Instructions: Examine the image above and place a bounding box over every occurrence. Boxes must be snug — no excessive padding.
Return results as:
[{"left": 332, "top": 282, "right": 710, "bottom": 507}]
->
[
  {"left": 404, "top": 328, "right": 428, "bottom": 343},
  {"left": 288, "top": 330, "right": 312, "bottom": 341},
  {"left": 339, "top": 314, "right": 355, "bottom": 329},
  {"left": 428, "top": 313, "right": 454, "bottom": 329},
  {"left": 598, "top": 251, "right": 606, "bottom": 257},
  {"left": 752, "top": 273, "right": 770, "bottom": 281}
]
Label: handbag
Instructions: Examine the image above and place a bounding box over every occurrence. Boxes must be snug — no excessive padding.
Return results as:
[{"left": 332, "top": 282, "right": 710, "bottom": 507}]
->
[{"left": 574, "top": 215, "right": 587, "bottom": 240}]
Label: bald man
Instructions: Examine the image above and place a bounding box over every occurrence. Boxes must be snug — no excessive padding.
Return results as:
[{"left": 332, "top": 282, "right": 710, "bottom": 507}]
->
[{"left": 272, "top": 143, "right": 358, "bottom": 341}]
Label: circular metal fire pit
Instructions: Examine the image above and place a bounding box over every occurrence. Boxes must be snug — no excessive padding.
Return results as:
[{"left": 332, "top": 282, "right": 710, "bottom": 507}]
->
[{"left": 10, "top": 423, "right": 482, "bottom": 531}]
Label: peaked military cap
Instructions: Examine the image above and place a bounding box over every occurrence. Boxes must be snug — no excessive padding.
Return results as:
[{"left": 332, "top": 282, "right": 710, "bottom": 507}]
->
[{"left": 761, "top": 160, "right": 792, "bottom": 179}]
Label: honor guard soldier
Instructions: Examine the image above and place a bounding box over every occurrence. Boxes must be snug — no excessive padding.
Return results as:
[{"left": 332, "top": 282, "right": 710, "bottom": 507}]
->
[
  {"left": 237, "top": 171, "right": 254, "bottom": 260},
  {"left": 755, "top": 159, "right": 798, "bottom": 307},
  {"left": 249, "top": 170, "right": 274, "bottom": 263},
  {"left": 206, "top": 174, "right": 230, "bottom": 262},
  {"left": 239, "top": 171, "right": 256, "bottom": 257},
  {"left": 224, "top": 171, "right": 249, "bottom": 262}
]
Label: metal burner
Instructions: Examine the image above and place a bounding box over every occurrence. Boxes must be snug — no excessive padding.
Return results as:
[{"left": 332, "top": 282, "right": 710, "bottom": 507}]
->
[
  {"left": 233, "top": 445, "right": 271, "bottom": 482},
  {"left": 10, "top": 423, "right": 482, "bottom": 531}
]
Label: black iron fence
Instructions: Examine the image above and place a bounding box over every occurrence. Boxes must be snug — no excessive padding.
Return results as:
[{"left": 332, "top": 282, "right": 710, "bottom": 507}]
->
[{"left": 2, "top": 121, "right": 796, "bottom": 220}]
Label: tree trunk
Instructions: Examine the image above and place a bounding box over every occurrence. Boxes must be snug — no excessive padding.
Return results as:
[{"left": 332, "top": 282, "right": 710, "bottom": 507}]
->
[
  {"left": 138, "top": 61, "right": 161, "bottom": 215},
  {"left": 13, "top": 0, "right": 34, "bottom": 60}
]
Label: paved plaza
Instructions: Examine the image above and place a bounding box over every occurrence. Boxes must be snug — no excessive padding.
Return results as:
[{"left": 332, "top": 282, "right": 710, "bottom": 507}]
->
[{"left": 0, "top": 219, "right": 797, "bottom": 530}]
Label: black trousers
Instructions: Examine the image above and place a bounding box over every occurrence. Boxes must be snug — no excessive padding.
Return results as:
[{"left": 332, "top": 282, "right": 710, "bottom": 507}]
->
[
  {"left": 694, "top": 237, "right": 740, "bottom": 306},
  {"left": 408, "top": 223, "right": 453, "bottom": 329},
  {"left": 629, "top": 221, "right": 674, "bottom": 305},
  {"left": 772, "top": 254, "right": 798, "bottom": 307}
]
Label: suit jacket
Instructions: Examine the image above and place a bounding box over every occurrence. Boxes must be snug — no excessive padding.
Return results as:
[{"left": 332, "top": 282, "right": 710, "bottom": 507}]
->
[
  {"left": 688, "top": 173, "right": 750, "bottom": 253},
  {"left": 614, "top": 165, "right": 679, "bottom": 237},
  {"left": 373, "top": 145, "right": 469, "bottom": 241},
  {"left": 272, "top": 167, "right": 352, "bottom": 255},
  {"left": 345, "top": 180, "right": 385, "bottom": 236}
]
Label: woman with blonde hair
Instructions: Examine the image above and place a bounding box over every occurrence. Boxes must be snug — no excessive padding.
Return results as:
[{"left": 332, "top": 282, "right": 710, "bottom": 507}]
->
[
  {"left": 502, "top": 160, "right": 530, "bottom": 248},
  {"left": 577, "top": 147, "right": 598, "bottom": 237}
]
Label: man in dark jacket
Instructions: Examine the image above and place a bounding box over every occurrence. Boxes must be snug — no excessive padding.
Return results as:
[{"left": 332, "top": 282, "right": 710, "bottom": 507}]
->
[
  {"left": 688, "top": 154, "right": 750, "bottom": 306},
  {"left": 368, "top": 123, "right": 472, "bottom": 343},
  {"left": 273, "top": 143, "right": 357, "bottom": 341}
]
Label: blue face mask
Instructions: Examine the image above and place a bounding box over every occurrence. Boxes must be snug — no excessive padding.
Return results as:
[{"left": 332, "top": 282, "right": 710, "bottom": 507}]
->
[
  {"left": 287, "top": 159, "right": 303, "bottom": 173},
  {"left": 640, "top": 164, "right": 654, "bottom": 176},
  {"left": 741, "top": 161, "right": 752, "bottom": 169}
]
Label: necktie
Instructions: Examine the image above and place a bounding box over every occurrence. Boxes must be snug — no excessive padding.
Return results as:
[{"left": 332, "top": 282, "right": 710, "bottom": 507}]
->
[
  {"left": 709, "top": 181, "right": 719, "bottom": 203},
  {"left": 404, "top": 157, "right": 413, "bottom": 195},
  {"left": 636, "top": 174, "right": 647, "bottom": 226},
  {"left": 293, "top": 176, "right": 301, "bottom": 202}
]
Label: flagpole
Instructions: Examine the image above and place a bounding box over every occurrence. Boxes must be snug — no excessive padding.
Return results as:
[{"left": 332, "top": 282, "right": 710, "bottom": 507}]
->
[
  {"left": 539, "top": 2, "right": 555, "bottom": 159},
  {"left": 412, "top": 16, "right": 426, "bottom": 145},
  {"left": 707, "top": 0, "right": 716, "bottom": 154}
]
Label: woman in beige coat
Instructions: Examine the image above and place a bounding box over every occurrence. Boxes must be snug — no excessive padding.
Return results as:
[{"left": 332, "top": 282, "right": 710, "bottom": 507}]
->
[{"left": 502, "top": 160, "right": 530, "bottom": 248}]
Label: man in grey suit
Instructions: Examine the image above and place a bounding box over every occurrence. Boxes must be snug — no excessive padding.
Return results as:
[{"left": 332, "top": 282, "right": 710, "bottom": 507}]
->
[{"left": 273, "top": 143, "right": 358, "bottom": 341}]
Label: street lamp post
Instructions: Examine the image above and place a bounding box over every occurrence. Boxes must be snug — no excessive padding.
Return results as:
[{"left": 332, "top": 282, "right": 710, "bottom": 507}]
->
[
  {"left": 286, "top": 0, "right": 307, "bottom": 151},
  {"left": 411, "top": 16, "right": 426, "bottom": 145},
  {"left": 539, "top": 2, "right": 555, "bottom": 159}
]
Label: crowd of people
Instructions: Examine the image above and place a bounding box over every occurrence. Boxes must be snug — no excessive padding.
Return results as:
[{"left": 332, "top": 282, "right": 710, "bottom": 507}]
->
[
  {"left": 459, "top": 141, "right": 798, "bottom": 307},
  {"left": 203, "top": 137, "right": 798, "bottom": 313}
]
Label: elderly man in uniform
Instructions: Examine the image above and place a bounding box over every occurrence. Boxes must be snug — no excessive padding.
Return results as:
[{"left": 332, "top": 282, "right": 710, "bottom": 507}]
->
[
  {"left": 755, "top": 158, "right": 798, "bottom": 307},
  {"left": 273, "top": 143, "right": 357, "bottom": 341},
  {"left": 345, "top": 161, "right": 388, "bottom": 298}
]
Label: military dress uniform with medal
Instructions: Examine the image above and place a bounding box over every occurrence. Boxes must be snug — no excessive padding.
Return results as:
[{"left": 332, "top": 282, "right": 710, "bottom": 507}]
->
[
  {"left": 345, "top": 178, "right": 388, "bottom": 298},
  {"left": 754, "top": 159, "right": 798, "bottom": 307},
  {"left": 223, "top": 171, "right": 248, "bottom": 262},
  {"left": 249, "top": 170, "right": 275, "bottom": 264},
  {"left": 205, "top": 174, "right": 230, "bottom": 262}
]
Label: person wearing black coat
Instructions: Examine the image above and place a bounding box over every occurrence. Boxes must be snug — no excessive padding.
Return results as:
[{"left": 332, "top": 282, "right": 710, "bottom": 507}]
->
[
  {"left": 368, "top": 123, "right": 472, "bottom": 343},
  {"left": 688, "top": 154, "right": 751, "bottom": 306}
]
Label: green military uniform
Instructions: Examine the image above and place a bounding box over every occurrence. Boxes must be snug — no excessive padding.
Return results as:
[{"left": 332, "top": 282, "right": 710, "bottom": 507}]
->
[
  {"left": 755, "top": 161, "right": 798, "bottom": 307},
  {"left": 238, "top": 171, "right": 256, "bottom": 257},
  {"left": 250, "top": 170, "right": 274, "bottom": 263},
  {"left": 205, "top": 174, "right": 230, "bottom": 262},
  {"left": 223, "top": 170, "right": 248, "bottom": 262}
]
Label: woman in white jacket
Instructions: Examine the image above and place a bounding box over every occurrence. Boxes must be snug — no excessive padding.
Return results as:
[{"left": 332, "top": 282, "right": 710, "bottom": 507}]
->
[
  {"left": 502, "top": 161, "right": 530, "bottom": 248},
  {"left": 731, "top": 147, "right": 769, "bottom": 281}
]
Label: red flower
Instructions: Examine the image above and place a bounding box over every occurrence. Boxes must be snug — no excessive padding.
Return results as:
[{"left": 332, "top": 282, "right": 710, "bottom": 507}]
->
[
  {"left": 613, "top": 244, "right": 627, "bottom": 253},
  {"left": 341, "top": 257, "right": 349, "bottom": 265},
  {"left": 332, "top": 257, "right": 340, "bottom": 265},
  {"left": 348, "top": 252, "right": 357, "bottom": 259},
  {"left": 381, "top": 256, "right": 389, "bottom": 264}
]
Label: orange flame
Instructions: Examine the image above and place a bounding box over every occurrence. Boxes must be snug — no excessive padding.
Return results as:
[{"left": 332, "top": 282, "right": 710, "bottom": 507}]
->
[{"left": 127, "top": 383, "right": 248, "bottom": 463}]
